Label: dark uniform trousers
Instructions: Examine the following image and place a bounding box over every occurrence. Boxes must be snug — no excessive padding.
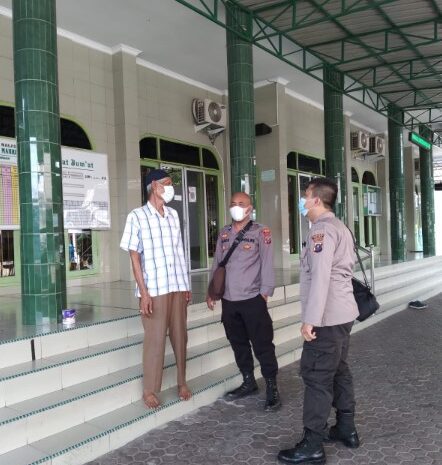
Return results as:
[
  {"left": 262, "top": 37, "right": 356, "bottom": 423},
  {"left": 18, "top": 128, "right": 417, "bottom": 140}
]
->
[
  {"left": 300, "top": 322, "right": 355, "bottom": 436},
  {"left": 221, "top": 294, "right": 278, "bottom": 379}
]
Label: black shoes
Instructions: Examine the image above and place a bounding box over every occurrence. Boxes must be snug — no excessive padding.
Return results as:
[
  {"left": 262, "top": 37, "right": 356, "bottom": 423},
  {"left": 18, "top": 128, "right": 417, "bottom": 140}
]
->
[
  {"left": 324, "top": 411, "right": 360, "bottom": 449},
  {"left": 408, "top": 300, "right": 428, "bottom": 309},
  {"left": 264, "top": 377, "right": 281, "bottom": 411},
  {"left": 225, "top": 372, "right": 258, "bottom": 400},
  {"left": 278, "top": 429, "right": 326, "bottom": 464}
]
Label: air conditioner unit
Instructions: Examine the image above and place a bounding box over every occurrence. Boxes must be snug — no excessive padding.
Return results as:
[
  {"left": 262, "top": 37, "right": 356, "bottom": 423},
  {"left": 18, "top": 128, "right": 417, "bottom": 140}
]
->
[
  {"left": 351, "top": 131, "right": 369, "bottom": 151},
  {"left": 192, "top": 98, "right": 226, "bottom": 128},
  {"left": 369, "top": 136, "right": 385, "bottom": 156}
]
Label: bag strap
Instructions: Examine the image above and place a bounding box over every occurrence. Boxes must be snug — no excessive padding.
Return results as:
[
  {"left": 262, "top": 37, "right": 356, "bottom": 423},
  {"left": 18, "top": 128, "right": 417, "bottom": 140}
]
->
[
  {"left": 219, "top": 221, "right": 253, "bottom": 267},
  {"left": 346, "top": 225, "right": 370, "bottom": 288}
]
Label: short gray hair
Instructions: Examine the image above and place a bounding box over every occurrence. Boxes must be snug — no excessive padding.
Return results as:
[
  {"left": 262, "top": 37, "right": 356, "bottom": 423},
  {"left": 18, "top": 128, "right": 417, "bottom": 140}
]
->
[{"left": 146, "top": 177, "right": 167, "bottom": 198}]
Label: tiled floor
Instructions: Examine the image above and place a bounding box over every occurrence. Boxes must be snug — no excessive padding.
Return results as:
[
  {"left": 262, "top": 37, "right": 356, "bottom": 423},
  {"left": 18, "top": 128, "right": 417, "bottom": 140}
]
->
[
  {"left": 0, "top": 252, "right": 424, "bottom": 343},
  {"left": 86, "top": 293, "right": 442, "bottom": 465},
  {"left": 0, "top": 268, "right": 301, "bottom": 343}
]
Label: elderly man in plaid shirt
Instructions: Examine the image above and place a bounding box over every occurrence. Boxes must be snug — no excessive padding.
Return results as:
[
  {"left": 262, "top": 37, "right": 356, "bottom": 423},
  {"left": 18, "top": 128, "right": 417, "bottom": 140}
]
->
[{"left": 120, "top": 169, "right": 191, "bottom": 409}]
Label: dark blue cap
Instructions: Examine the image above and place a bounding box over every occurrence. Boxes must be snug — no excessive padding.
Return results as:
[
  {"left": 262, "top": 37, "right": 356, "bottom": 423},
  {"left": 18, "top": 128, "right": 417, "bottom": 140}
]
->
[{"left": 145, "top": 169, "right": 170, "bottom": 188}]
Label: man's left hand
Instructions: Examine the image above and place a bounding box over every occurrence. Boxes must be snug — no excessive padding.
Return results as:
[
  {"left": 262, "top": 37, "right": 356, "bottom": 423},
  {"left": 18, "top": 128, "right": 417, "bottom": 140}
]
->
[
  {"left": 301, "top": 323, "right": 317, "bottom": 341},
  {"left": 185, "top": 291, "right": 192, "bottom": 305}
]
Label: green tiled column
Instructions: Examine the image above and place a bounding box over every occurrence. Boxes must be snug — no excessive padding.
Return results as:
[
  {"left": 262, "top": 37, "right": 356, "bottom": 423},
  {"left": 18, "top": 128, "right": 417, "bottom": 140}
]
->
[
  {"left": 226, "top": 1, "right": 256, "bottom": 204},
  {"left": 419, "top": 125, "right": 435, "bottom": 256},
  {"left": 387, "top": 104, "right": 406, "bottom": 261},
  {"left": 13, "top": 0, "right": 66, "bottom": 324},
  {"left": 323, "top": 66, "right": 346, "bottom": 221}
]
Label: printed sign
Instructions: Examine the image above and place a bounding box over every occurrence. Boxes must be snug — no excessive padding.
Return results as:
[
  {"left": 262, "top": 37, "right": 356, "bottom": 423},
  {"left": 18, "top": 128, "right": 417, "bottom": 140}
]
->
[{"left": 0, "top": 138, "right": 111, "bottom": 229}]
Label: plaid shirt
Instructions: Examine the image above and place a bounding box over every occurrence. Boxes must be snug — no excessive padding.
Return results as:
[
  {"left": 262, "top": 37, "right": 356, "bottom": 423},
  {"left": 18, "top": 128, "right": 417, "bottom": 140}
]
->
[{"left": 120, "top": 202, "right": 190, "bottom": 297}]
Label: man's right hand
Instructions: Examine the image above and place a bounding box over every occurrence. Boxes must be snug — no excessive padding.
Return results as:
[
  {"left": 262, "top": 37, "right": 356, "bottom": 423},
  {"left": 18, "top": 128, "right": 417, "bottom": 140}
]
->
[
  {"left": 206, "top": 295, "right": 216, "bottom": 311},
  {"left": 140, "top": 292, "right": 153, "bottom": 316}
]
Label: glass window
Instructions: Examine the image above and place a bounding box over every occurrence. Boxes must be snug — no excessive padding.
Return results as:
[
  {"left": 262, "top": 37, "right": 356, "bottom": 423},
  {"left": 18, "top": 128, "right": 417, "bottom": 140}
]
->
[
  {"left": 0, "top": 106, "right": 15, "bottom": 138},
  {"left": 205, "top": 174, "right": 219, "bottom": 258},
  {"left": 60, "top": 119, "right": 92, "bottom": 150},
  {"left": 362, "top": 171, "right": 376, "bottom": 186},
  {"left": 160, "top": 140, "right": 200, "bottom": 166},
  {"left": 140, "top": 137, "right": 158, "bottom": 159},
  {"left": 287, "top": 152, "right": 297, "bottom": 170},
  {"left": 0, "top": 230, "right": 15, "bottom": 277},
  {"left": 140, "top": 165, "right": 153, "bottom": 205},
  {"left": 202, "top": 148, "right": 219, "bottom": 169},
  {"left": 351, "top": 168, "right": 359, "bottom": 183},
  {"left": 287, "top": 175, "right": 298, "bottom": 254},
  {"left": 0, "top": 106, "right": 92, "bottom": 150},
  {"left": 298, "top": 154, "right": 321, "bottom": 174},
  {"left": 68, "top": 230, "right": 93, "bottom": 272}
]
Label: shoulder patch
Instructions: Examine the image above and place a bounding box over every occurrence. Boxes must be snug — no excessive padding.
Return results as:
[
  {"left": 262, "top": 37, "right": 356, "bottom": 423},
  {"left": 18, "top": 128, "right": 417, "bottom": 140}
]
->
[
  {"left": 312, "top": 233, "right": 324, "bottom": 243},
  {"left": 312, "top": 232, "right": 324, "bottom": 253},
  {"left": 262, "top": 227, "right": 272, "bottom": 244}
]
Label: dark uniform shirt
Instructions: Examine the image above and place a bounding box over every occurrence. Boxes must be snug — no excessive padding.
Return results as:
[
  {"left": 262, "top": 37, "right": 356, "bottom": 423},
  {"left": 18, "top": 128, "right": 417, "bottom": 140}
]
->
[
  {"left": 211, "top": 222, "right": 275, "bottom": 301},
  {"left": 300, "top": 211, "right": 359, "bottom": 327}
]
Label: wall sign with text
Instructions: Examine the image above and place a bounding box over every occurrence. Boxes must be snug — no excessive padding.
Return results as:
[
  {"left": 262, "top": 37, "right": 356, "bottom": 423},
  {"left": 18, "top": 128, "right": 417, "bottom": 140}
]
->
[{"left": 0, "top": 138, "right": 111, "bottom": 230}]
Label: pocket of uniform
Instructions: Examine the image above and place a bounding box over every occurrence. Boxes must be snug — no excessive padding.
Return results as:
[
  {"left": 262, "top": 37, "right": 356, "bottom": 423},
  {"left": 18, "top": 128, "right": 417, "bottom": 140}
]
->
[{"left": 301, "top": 344, "right": 338, "bottom": 375}]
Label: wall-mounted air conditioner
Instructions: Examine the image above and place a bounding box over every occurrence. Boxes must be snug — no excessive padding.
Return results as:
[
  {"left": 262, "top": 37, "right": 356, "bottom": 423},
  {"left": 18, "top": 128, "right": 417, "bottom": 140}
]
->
[
  {"left": 369, "top": 136, "right": 385, "bottom": 157},
  {"left": 192, "top": 99, "right": 226, "bottom": 128},
  {"left": 351, "top": 131, "right": 369, "bottom": 151}
]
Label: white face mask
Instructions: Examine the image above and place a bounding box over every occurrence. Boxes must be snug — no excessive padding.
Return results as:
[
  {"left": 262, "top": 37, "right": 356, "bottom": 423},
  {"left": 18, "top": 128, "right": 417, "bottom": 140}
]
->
[
  {"left": 230, "top": 205, "right": 249, "bottom": 222},
  {"left": 161, "top": 185, "right": 175, "bottom": 203}
]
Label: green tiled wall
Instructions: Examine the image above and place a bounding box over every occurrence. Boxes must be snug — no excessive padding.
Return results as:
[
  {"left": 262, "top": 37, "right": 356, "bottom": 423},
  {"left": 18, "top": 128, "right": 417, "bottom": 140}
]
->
[
  {"left": 387, "top": 104, "right": 406, "bottom": 261},
  {"left": 419, "top": 125, "right": 435, "bottom": 256},
  {"left": 226, "top": 1, "right": 256, "bottom": 204},
  {"left": 323, "top": 66, "right": 346, "bottom": 222},
  {"left": 13, "top": 0, "right": 66, "bottom": 324}
]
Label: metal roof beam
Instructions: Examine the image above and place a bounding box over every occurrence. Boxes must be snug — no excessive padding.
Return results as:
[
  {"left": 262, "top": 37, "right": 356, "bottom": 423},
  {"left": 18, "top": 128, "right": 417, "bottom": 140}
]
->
[
  {"left": 428, "top": 0, "right": 441, "bottom": 16},
  {"left": 252, "top": 0, "right": 398, "bottom": 34},
  {"left": 305, "top": 0, "right": 433, "bottom": 111},
  {"left": 306, "top": 19, "right": 439, "bottom": 49},
  {"left": 341, "top": 53, "right": 442, "bottom": 73},
  {"left": 175, "top": 0, "right": 441, "bottom": 146},
  {"left": 366, "top": 0, "right": 441, "bottom": 111}
]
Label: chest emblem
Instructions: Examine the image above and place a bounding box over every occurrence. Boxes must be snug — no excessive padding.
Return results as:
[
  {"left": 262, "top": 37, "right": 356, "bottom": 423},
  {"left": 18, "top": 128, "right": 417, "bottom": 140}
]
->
[
  {"left": 243, "top": 243, "right": 252, "bottom": 250},
  {"left": 221, "top": 232, "right": 228, "bottom": 239}
]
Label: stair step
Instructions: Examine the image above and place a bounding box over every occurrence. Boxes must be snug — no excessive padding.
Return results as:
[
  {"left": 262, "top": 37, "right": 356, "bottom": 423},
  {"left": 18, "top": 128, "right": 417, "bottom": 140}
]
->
[
  {"left": 0, "top": 338, "right": 303, "bottom": 465},
  {"left": 0, "top": 315, "right": 302, "bottom": 453}
]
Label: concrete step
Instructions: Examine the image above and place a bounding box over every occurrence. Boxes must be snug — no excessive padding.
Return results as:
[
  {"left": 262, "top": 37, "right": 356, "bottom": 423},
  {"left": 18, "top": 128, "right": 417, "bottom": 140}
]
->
[
  {"left": 0, "top": 314, "right": 302, "bottom": 454},
  {"left": 0, "top": 338, "right": 303, "bottom": 465},
  {"left": 0, "top": 287, "right": 289, "bottom": 371},
  {"left": 1, "top": 257, "right": 442, "bottom": 465}
]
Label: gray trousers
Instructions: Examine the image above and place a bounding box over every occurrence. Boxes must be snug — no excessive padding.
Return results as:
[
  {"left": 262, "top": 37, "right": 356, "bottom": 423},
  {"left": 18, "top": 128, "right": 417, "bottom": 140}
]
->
[{"left": 300, "top": 322, "right": 355, "bottom": 435}]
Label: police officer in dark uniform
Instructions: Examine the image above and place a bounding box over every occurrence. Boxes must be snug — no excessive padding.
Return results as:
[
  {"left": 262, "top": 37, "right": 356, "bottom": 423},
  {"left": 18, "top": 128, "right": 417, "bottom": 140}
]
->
[
  {"left": 207, "top": 192, "right": 281, "bottom": 411},
  {"left": 278, "top": 178, "right": 360, "bottom": 464}
]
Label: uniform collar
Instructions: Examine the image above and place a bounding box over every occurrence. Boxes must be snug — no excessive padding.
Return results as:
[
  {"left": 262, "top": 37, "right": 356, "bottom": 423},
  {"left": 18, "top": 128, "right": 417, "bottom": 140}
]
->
[
  {"left": 146, "top": 201, "right": 170, "bottom": 218},
  {"left": 315, "top": 211, "right": 335, "bottom": 222}
]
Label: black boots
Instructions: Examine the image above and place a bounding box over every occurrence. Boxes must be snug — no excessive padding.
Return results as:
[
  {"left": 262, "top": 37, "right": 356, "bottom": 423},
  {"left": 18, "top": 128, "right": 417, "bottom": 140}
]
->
[
  {"left": 225, "top": 372, "right": 258, "bottom": 400},
  {"left": 278, "top": 429, "right": 326, "bottom": 464},
  {"left": 324, "top": 411, "right": 360, "bottom": 448},
  {"left": 264, "top": 377, "right": 281, "bottom": 411}
]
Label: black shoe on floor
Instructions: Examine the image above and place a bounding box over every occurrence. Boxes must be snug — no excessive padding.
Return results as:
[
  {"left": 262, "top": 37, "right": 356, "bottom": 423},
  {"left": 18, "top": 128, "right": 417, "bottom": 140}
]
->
[
  {"left": 264, "top": 377, "right": 281, "bottom": 412},
  {"left": 408, "top": 300, "right": 428, "bottom": 309},
  {"left": 278, "top": 429, "right": 326, "bottom": 464},
  {"left": 225, "top": 372, "right": 258, "bottom": 400},
  {"left": 324, "top": 411, "right": 360, "bottom": 449}
]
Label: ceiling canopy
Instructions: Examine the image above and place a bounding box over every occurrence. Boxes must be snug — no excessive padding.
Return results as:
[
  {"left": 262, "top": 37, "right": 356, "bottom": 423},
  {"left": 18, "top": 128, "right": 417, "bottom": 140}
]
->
[{"left": 177, "top": 0, "right": 442, "bottom": 146}]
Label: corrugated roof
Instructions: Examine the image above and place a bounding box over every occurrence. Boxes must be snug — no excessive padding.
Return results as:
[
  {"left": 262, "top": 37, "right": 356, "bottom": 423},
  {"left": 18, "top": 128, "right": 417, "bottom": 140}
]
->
[{"left": 234, "top": 0, "right": 441, "bottom": 139}]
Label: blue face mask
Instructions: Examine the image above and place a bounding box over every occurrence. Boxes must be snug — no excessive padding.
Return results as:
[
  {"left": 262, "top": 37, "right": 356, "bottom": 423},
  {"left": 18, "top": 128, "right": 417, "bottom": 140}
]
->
[{"left": 298, "top": 197, "right": 309, "bottom": 217}]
